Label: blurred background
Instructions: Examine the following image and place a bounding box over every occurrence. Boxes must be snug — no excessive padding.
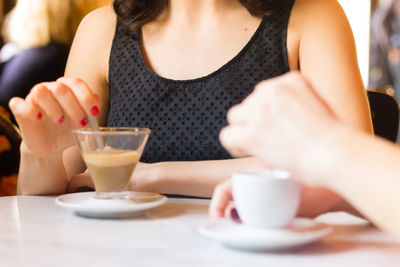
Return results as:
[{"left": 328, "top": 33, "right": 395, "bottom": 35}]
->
[
  {"left": 370, "top": 0, "right": 400, "bottom": 98},
  {"left": 0, "top": 0, "right": 111, "bottom": 196},
  {"left": 0, "top": 0, "right": 398, "bottom": 196},
  {"left": 0, "top": 0, "right": 111, "bottom": 114}
]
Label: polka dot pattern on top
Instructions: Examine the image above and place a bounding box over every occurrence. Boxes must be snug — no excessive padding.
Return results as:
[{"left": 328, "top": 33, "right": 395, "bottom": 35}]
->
[{"left": 107, "top": 0, "right": 295, "bottom": 163}]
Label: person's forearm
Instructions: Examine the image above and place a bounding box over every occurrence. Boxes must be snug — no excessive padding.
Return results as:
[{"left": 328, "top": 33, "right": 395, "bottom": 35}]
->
[
  {"left": 301, "top": 125, "right": 400, "bottom": 238},
  {"left": 297, "top": 185, "right": 362, "bottom": 218},
  {"left": 17, "top": 142, "right": 69, "bottom": 195},
  {"left": 144, "top": 157, "right": 265, "bottom": 197}
]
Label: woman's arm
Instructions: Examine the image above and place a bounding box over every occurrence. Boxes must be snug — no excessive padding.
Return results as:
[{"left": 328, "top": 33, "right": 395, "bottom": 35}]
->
[
  {"left": 291, "top": 0, "right": 373, "bottom": 133},
  {"left": 62, "top": 6, "right": 115, "bottom": 175},
  {"left": 283, "top": 0, "right": 373, "bottom": 215},
  {"left": 131, "top": 157, "right": 265, "bottom": 197},
  {"left": 11, "top": 7, "right": 115, "bottom": 195}
]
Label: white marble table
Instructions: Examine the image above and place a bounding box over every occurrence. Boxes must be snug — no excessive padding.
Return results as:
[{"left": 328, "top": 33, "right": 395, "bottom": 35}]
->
[{"left": 0, "top": 196, "right": 399, "bottom": 267}]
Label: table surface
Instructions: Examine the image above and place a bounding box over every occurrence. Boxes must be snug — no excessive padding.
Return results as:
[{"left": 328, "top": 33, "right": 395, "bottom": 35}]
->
[{"left": 0, "top": 195, "right": 399, "bottom": 267}]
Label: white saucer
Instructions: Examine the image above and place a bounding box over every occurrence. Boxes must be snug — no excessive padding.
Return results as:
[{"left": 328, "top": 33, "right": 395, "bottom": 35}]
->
[
  {"left": 55, "top": 191, "right": 167, "bottom": 218},
  {"left": 199, "top": 218, "right": 331, "bottom": 251}
]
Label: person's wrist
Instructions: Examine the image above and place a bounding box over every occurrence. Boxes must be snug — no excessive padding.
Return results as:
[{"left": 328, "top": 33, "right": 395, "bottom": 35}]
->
[
  {"left": 20, "top": 141, "right": 63, "bottom": 160},
  {"left": 295, "top": 121, "right": 352, "bottom": 188},
  {"left": 130, "top": 162, "right": 165, "bottom": 193},
  {"left": 146, "top": 162, "right": 165, "bottom": 191},
  {"left": 18, "top": 141, "right": 68, "bottom": 195}
]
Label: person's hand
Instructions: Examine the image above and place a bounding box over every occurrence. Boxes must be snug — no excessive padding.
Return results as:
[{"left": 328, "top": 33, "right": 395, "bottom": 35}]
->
[
  {"left": 9, "top": 77, "right": 101, "bottom": 158},
  {"left": 68, "top": 162, "right": 155, "bottom": 193},
  {"left": 209, "top": 178, "right": 344, "bottom": 219},
  {"left": 209, "top": 179, "right": 240, "bottom": 221},
  {"left": 67, "top": 162, "right": 157, "bottom": 193},
  {"left": 68, "top": 169, "right": 94, "bottom": 192},
  {"left": 219, "top": 72, "right": 340, "bottom": 181}
]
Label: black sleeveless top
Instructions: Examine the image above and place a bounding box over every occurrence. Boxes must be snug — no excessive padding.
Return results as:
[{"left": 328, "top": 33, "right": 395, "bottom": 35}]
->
[{"left": 107, "top": 0, "right": 295, "bottom": 163}]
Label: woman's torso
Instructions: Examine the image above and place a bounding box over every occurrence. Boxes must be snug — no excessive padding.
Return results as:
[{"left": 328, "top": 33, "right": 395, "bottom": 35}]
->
[{"left": 107, "top": 0, "right": 295, "bottom": 163}]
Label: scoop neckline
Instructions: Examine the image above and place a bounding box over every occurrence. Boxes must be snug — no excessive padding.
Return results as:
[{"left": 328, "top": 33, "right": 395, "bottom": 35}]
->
[{"left": 136, "top": 16, "right": 266, "bottom": 84}]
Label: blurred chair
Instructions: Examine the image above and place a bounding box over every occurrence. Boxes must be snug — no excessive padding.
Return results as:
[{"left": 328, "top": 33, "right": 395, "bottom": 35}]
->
[
  {"left": 0, "top": 105, "right": 20, "bottom": 196},
  {"left": 367, "top": 90, "right": 399, "bottom": 142}
]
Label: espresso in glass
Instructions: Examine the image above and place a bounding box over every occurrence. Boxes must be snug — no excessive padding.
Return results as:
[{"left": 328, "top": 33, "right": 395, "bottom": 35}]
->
[
  {"left": 82, "top": 149, "right": 140, "bottom": 193},
  {"left": 73, "top": 127, "right": 151, "bottom": 199}
]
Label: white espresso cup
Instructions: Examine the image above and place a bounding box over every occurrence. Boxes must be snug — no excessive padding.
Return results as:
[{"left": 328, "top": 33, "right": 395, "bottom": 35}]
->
[{"left": 232, "top": 170, "right": 301, "bottom": 228}]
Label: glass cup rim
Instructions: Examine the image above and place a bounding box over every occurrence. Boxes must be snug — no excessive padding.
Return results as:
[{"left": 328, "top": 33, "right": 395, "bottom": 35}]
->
[{"left": 72, "top": 127, "right": 151, "bottom": 136}]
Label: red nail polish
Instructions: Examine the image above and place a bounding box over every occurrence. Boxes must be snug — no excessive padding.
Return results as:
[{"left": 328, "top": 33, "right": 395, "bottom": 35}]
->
[
  {"left": 57, "top": 115, "right": 65, "bottom": 124},
  {"left": 80, "top": 117, "right": 88, "bottom": 126},
  {"left": 36, "top": 112, "right": 42, "bottom": 120},
  {"left": 91, "top": 106, "right": 100, "bottom": 116}
]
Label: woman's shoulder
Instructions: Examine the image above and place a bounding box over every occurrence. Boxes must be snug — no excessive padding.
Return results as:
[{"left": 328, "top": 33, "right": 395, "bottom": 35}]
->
[
  {"left": 64, "top": 5, "right": 117, "bottom": 96},
  {"left": 291, "top": 0, "right": 344, "bottom": 13},
  {"left": 66, "top": 5, "right": 116, "bottom": 72},
  {"left": 78, "top": 6, "right": 117, "bottom": 38},
  {"left": 289, "top": 0, "right": 353, "bottom": 45},
  {"left": 291, "top": 0, "right": 349, "bottom": 31}
]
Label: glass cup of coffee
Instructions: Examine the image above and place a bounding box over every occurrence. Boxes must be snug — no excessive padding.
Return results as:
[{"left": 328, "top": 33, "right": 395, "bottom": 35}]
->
[{"left": 73, "top": 127, "right": 151, "bottom": 199}]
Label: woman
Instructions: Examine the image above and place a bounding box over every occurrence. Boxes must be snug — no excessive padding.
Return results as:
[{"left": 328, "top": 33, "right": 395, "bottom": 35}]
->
[
  {"left": 211, "top": 72, "right": 400, "bottom": 239},
  {"left": 9, "top": 0, "right": 371, "bottom": 215},
  {"left": 0, "top": 0, "right": 110, "bottom": 111}
]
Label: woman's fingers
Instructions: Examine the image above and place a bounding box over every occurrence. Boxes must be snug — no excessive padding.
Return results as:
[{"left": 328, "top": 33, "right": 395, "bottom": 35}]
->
[
  {"left": 18, "top": 78, "right": 101, "bottom": 127},
  {"left": 8, "top": 77, "right": 101, "bottom": 158},
  {"left": 46, "top": 82, "right": 88, "bottom": 127},
  {"left": 209, "top": 179, "right": 233, "bottom": 219},
  {"left": 30, "top": 83, "right": 64, "bottom": 123},
  {"left": 57, "top": 77, "right": 101, "bottom": 118},
  {"left": 9, "top": 97, "right": 40, "bottom": 121}
]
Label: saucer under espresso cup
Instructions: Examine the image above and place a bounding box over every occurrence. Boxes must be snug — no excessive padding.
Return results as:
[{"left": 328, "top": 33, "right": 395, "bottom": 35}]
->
[
  {"left": 232, "top": 170, "right": 301, "bottom": 228},
  {"left": 199, "top": 218, "right": 331, "bottom": 251}
]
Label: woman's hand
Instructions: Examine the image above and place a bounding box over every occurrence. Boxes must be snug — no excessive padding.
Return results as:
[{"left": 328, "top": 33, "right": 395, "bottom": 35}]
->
[
  {"left": 9, "top": 77, "right": 101, "bottom": 158},
  {"left": 68, "top": 162, "right": 158, "bottom": 193}
]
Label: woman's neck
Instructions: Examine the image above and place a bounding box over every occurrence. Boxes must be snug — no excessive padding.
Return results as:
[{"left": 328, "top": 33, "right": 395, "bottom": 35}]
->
[{"left": 162, "top": 0, "right": 244, "bottom": 25}]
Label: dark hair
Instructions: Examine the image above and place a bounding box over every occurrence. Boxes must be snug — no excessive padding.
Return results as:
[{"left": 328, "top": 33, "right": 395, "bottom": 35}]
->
[{"left": 113, "top": 0, "right": 279, "bottom": 32}]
